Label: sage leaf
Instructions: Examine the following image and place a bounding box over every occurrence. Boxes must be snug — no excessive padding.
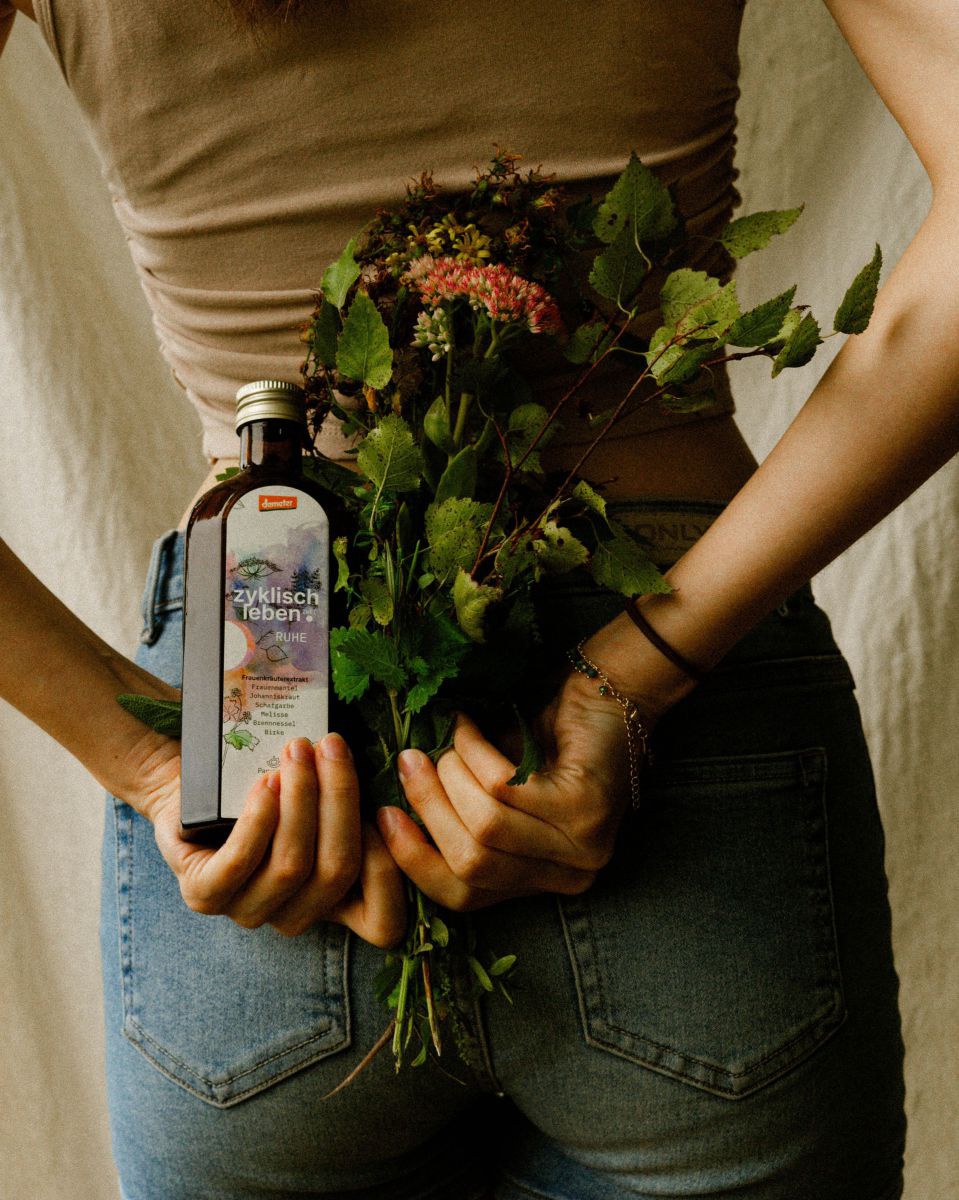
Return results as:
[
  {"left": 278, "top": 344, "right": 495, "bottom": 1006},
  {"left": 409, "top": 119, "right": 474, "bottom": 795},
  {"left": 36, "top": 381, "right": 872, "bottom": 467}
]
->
[
  {"left": 488, "top": 954, "right": 518, "bottom": 977},
  {"left": 321, "top": 237, "right": 361, "bottom": 309},
  {"left": 593, "top": 151, "right": 676, "bottom": 246},
  {"left": 116, "top": 693, "right": 182, "bottom": 738},
  {"left": 726, "top": 286, "right": 797, "bottom": 347},
  {"left": 719, "top": 206, "right": 803, "bottom": 258},
  {"left": 469, "top": 956, "right": 495, "bottom": 992},
  {"left": 337, "top": 291, "right": 393, "bottom": 389},
  {"left": 452, "top": 569, "right": 503, "bottom": 643},
  {"left": 356, "top": 413, "right": 423, "bottom": 492},
  {"left": 771, "top": 312, "right": 822, "bottom": 377},
  {"left": 833, "top": 244, "right": 882, "bottom": 334},
  {"left": 590, "top": 521, "right": 672, "bottom": 597}
]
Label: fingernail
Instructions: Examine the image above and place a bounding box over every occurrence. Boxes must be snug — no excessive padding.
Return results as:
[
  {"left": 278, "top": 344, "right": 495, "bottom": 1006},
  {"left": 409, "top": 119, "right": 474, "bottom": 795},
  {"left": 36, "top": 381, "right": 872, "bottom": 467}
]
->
[
  {"left": 377, "top": 807, "right": 400, "bottom": 837},
  {"left": 265, "top": 770, "right": 281, "bottom": 793},
  {"left": 320, "top": 732, "right": 352, "bottom": 760},
  {"left": 288, "top": 738, "right": 314, "bottom": 763},
  {"left": 397, "top": 749, "right": 422, "bottom": 780}
]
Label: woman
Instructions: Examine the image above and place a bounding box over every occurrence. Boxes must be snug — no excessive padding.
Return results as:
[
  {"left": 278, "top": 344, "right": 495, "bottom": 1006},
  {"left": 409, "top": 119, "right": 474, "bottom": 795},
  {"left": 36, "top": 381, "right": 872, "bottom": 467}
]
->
[{"left": 1, "top": 0, "right": 952, "bottom": 1196}]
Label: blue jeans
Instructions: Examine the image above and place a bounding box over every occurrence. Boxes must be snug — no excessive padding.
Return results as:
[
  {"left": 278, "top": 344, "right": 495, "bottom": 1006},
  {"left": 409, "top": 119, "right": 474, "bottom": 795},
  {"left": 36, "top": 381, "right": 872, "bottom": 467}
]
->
[{"left": 101, "top": 500, "right": 906, "bottom": 1199}]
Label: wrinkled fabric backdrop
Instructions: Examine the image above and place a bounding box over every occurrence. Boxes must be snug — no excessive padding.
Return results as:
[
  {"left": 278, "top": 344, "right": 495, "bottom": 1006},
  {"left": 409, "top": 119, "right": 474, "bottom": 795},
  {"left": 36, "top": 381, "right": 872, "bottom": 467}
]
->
[{"left": 1, "top": 4, "right": 956, "bottom": 1197}]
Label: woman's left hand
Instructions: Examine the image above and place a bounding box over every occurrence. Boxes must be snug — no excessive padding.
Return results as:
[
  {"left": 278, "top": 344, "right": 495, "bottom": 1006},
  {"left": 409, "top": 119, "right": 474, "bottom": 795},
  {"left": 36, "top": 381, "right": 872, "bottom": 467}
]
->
[{"left": 376, "top": 667, "right": 653, "bottom": 911}]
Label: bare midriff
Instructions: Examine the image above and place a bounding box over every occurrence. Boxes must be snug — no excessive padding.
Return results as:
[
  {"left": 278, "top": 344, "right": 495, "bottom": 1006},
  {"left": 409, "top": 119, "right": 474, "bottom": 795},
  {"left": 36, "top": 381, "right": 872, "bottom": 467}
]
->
[{"left": 176, "top": 414, "right": 759, "bottom": 531}]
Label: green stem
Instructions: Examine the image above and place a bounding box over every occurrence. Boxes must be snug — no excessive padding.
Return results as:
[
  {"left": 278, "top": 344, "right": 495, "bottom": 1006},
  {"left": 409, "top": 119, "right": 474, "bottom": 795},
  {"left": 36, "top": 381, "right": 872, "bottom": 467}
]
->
[{"left": 451, "top": 391, "right": 473, "bottom": 449}]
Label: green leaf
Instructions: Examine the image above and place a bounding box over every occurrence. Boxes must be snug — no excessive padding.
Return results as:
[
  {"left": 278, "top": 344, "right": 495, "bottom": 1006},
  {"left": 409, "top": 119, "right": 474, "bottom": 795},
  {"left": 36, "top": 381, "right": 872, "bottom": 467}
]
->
[
  {"left": 494, "top": 531, "right": 537, "bottom": 589},
  {"left": 589, "top": 222, "right": 648, "bottom": 304},
  {"left": 590, "top": 521, "right": 672, "bottom": 597},
  {"left": 650, "top": 339, "right": 716, "bottom": 386},
  {"left": 488, "top": 954, "right": 517, "bottom": 977},
  {"left": 425, "top": 497, "right": 493, "bottom": 579},
  {"left": 452, "top": 569, "right": 503, "bottom": 643},
  {"left": 726, "top": 286, "right": 797, "bottom": 348},
  {"left": 505, "top": 706, "right": 545, "bottom": 785},
  {"left": 501, "top": 403, "right": 553, "bottom": 473},
  {"left": 356, "top": 413, "right": 423, "bottom": 493},
  {"left": 659, "top": 388, "right": 725, "bottom": 414},
  {"left": 332, "top": 535, "right": 351, "bottom": 592},
  {"left": 423, "top": 394, "right": 454, "bottom": 453},
  {"left": 360, "top": 577, "right": 394, "bottom": 626},
  {"left": 116, "top": 693, "right": 182, "bottom": 738},
  {"left": 310, "top": 299, "right": 340, "bottom": 368},
  {"left": 329, "top": 626, "right": 372, "bottom": 700},
  {"left": 404, "top": 611, "right": 471, "bottom": 714},
  {"left": 593, "top": 151, "right": 676, "bottom": 246},
  {"left": 660, "top": 270, "right": 739, "bottom": 338},
  {"left": 531, "top": 521, "right": 590, "bottom": 577},
  {"left": 214, "top": 466, "right": 241, "bottom": 482},
  {"left": 430, "top": 916, "right": 450, "bottom": 948},
  {"left": 564, "top": 321, "right": 606, "bottom": 364},
  {"left": 302, "top": 454, "right": 365, "bottom": 501},
  {"left": 321, "top": 237, "right": 361, "bottom": 309},
  {"left": 833, "top": 244, "right": 882, "bottom": 335},
  {"left": 348, "top": 601, "right": 372, "bottom": 629},
  {"left": 336, "top": 291, "right": 393, "bottom": 389},
  {"left": 719, "top": 206, "right": 803, "bottom": 259},
  {"left": 434, "top": 445, "right": 478, "bottom": 505},
  {"left": 771, "top": 312, "right": 822, "bottom": 377},
  {"left": 469, "top": 956, "right": 495, "bottom": 992},
  {"left": 333, "top": 627, "right": 407, "bottom": 690},
  {"left": 224, "top": 728, "right": 255, "bottom": 750},
  {"left": 572, "top": 478, "right": 609, "bottom": 525}
]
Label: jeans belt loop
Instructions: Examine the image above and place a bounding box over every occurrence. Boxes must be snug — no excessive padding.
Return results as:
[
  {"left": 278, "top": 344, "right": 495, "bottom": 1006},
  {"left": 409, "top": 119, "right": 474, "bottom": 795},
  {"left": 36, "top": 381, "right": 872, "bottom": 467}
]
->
[{"left": 140, "top": 529, "right": 179, "bottom": 645}]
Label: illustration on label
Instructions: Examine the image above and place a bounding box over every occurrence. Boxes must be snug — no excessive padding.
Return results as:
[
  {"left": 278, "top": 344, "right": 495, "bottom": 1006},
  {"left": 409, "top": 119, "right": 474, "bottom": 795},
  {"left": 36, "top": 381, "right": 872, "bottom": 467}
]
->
[{"left": 221, "top": 485, "right": 329, "bottom": 819}]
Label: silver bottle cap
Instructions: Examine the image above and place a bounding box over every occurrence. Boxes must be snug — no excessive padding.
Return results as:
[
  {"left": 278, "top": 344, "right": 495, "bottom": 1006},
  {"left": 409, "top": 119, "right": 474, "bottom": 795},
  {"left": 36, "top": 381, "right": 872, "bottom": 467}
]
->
[{"left": 234, "top": 380, "right": 306, "bottom": 432}]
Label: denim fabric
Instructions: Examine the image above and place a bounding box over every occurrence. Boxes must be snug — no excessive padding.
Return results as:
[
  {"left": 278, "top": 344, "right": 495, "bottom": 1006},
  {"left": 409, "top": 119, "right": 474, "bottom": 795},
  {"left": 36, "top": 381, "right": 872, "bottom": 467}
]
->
[{"left": 101, "top": 501, "right": 906, "bottom": 1200}]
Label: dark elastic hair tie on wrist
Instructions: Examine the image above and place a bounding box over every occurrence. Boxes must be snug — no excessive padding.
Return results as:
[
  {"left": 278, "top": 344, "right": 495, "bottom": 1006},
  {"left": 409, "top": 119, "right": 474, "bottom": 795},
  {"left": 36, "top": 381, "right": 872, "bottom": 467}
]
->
[{"left": 623, "top": 599, "right": 708, "bottom": 683}]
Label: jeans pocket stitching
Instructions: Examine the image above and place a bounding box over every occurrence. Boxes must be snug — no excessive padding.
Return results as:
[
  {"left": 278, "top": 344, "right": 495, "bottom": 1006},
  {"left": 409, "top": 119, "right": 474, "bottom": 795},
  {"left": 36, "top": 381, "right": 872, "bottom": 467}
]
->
[{"left": 559, "top": 746, "right": 847, "bottom": 1100}]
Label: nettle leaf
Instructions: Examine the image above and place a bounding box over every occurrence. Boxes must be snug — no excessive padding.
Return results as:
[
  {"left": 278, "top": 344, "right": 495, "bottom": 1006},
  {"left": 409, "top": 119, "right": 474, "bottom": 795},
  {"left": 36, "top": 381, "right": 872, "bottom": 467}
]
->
[
  {"left": 834, "top": 244, "right": 882, "bottom": 335},
  {"left": 360, "top": 577, "right": 394, "bottom": 626},
  {"left": 452, "top": 569, "right": 503, "bottom": 642},
  {"left": 593, "top": 151, "right": 676, "bottom": 246},
  {"left": 589, "top": 222, "right": 648, "bottom": 303},
  {"left": 425, "top": 497, "right": 493, "bottom": 579},
  {"left": 117, "top": 693, "right": 182, "bottom": 738},
  {"left": 310, "top": 300, "right": 340, "bottom": 368},
  {"left": 590, "top": 521, "right": 672, "bottom": 597},
  {"left": 330, "top": 626, "right": 372, "bottom": 699},
  {"left": 505, "top": 706, "right": 546, "bottom": 785},
  {"left": 719, "top": 206, "right": 803, "bottom": 259},
  {"left": 771, "top": 312, "right": 822, "bottom": 377},
  {"left": 332, "top": 535, "right": 351, "bottom": 592},
  {"left": 356, "top": 413, "right": 423, "bottom": 492},
  {"left": 434, "top": 445, "right": 478, "bottom": 504},
  {"left": 564, "top": 321, "right": 606, "bottom": 365},
  {"left": 531, "top": 521, "right": 590, "bottom": 577},
  {"left": 331, "top": 626, "right": 406, "bottom": 695},
  {"left": 403, "top": 612, "right": 471, "bottom": 714},
  {"left": 726, "top": 286, "right": 797, "bottom": 348},
  {"left": 321, "top": 237, "right": 362, "bottom": 309},
  {"left": 336, "top": 291, "right": 393, "bottom": 389},
  {"left": 224, "top": 728, "right": 255, "bottom": 750},
  {"left": 660, "top": 270, "right": 739, "bottom": 338}
]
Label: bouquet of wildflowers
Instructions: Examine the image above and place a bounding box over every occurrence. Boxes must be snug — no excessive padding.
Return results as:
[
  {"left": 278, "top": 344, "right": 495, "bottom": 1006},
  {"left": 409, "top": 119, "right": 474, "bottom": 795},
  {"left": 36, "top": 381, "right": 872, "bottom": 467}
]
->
[{"left": 293, "top": 149, "right": 882, "bottom": 1069}]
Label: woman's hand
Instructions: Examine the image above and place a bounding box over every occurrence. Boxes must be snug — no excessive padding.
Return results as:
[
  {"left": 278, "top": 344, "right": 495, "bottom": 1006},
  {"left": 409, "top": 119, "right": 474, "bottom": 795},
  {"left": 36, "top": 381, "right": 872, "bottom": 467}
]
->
[
  {"left": 123, "top": 731, "right": 406, "bottom": 948},
  {"left": 376, "top": 666, "right": 653, "bottom": 911}
]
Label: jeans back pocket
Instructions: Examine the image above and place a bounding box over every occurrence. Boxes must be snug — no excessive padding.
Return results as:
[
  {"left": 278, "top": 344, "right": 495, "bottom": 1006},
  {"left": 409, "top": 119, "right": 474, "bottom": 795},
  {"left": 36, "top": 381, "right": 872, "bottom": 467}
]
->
[
  {"left": 559, "top": 747, "right": 845, "bottom": 1099},
  {"left": 113, "top": 797, "right": 351, "bottom": 1108}
]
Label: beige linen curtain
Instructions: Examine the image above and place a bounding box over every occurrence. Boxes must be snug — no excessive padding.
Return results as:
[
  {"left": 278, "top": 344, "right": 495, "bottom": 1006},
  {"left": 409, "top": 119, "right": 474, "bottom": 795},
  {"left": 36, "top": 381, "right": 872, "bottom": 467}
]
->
[{"left": 1, "top": 4, "right": 956, "bottom": 1196}]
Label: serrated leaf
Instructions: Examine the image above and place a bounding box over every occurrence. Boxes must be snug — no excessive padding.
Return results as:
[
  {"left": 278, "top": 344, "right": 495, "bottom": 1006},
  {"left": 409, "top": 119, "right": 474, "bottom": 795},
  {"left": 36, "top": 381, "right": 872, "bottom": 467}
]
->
[
  {"left": 650, "top": 339, "right": 716, "bottom": 386},
  {"left": 833, "top": 244, "right": 882, "bottom": 335},
  {"left": 590, "top": 521, "right": 672, "bottom": 597},
  {"left": 593, "top": 151, "right": 676, "bottom": 245},
  {"left": 337, "top": 627, "right": 407, "bottom": 689},
  {"left": 336, "top": 291, "right": 393, "bottom": 389},
  {"left": 660, "top": 270, "right": 739, "bottom": 338},
  {"left": 564, "top": 321, "right": 606, "bottom": 364},
  {"left": 589, "top": 222, "right": 648, "bottom": 303},
  {"left": 329, "top": 626, "right": 372, "bottom": 700},
  {"left": 771, "top": 312, "right": 822, "bottom": 377},
  {"left": 659, "top": 388, "right": 723, "bottom": 414},
  {"left": 726, "top": 286, "right": 797, "bottom": 347},
  {"left": 332, "top": 535, "right": 351, "bottom": 592},
  {"left": 224, "top": 728, "right": 255, "bottom": 750},
  {"left": 501, "top": 403, "right": 553, "bottom": 473},
  {"left": 434, "top": 445, "right": 478, "bottom": 504},
  {"left": 488, "top": 954, "right": 517, "bottom": 977},
  {"left": 116, "top": 693, "right": 182, "bottom": 738},
  {"left": 531, "top": 521, "right": 590, "bottom": 577},
  {"left": 572, "top": 478, "right": 609, "bottom": 524},
  {"left": 321, "top": 237, "right": 361, "bottom": 309},
  {"left": 494, "top": 531, "right": 537, "bottom": 588},
  {"left": 360, "top": 577, "right": 394, "bottom": 625},
  {"left": 719, "top": 206, "right": 803, "bottom": 258},
  {"left": 310, "top": 299, "right": 340, "bottom": 368},
  {"left": 425, "top": 497, "right": 493, "bottom": 579},
  {"left": 452, "top": 569, "right": 503, "bottom": 643},
  {"left": 505, "top": 706, "right": 545, "bottom": 785},
  {"left": 356, "top": 413, "right": 423, "bottom": 492}
]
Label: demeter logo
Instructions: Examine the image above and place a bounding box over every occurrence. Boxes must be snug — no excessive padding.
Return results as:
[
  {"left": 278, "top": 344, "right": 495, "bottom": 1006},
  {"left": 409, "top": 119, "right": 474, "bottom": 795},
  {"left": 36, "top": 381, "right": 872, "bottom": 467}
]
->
[{"left": 259, "top": 494, "right": 297, "bottom": 511}]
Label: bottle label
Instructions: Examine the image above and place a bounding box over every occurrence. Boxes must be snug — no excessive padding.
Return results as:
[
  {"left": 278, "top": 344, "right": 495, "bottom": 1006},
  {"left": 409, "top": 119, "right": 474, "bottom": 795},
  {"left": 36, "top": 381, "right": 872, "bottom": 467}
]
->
[{"left": 221, "top": 484, "right": 329, "bottom": 819}]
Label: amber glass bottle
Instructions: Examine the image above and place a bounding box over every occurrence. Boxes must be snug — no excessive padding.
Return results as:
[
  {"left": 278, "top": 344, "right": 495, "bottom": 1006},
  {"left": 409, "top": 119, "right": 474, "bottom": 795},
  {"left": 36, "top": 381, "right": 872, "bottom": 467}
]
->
[{"left": 180, "top": 380, "right": 352, "bottom": 844}]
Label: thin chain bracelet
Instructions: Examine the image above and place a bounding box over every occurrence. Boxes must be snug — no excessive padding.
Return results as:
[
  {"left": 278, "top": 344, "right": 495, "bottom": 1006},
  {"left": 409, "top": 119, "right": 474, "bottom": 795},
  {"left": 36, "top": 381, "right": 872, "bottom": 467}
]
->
[{"left": 566, "top": 638, "right": 652, "bottom": 810}]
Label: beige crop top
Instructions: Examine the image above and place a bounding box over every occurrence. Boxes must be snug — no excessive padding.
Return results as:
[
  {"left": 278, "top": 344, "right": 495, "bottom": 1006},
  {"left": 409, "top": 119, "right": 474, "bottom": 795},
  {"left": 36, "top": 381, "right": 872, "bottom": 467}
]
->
[{"left": 28, "top": 0, "right": 745, "bottom": 461}]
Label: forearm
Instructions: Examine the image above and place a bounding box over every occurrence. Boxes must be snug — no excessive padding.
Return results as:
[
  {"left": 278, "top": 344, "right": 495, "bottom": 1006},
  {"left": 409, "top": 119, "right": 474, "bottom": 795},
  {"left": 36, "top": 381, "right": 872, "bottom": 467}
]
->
[
  {"left": 588, "top": 194, "right": 959, "bottom": 711},
  {"left": 0, "top": 538, "right": 178, "bottom": 797}
]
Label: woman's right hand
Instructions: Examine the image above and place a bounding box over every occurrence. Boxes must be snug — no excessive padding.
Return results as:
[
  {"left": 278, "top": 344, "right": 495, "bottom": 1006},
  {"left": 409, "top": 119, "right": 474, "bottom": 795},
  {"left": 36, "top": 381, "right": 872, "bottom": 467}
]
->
[{"left": 123, "top": 731, "right": 406, "bottom": 948}]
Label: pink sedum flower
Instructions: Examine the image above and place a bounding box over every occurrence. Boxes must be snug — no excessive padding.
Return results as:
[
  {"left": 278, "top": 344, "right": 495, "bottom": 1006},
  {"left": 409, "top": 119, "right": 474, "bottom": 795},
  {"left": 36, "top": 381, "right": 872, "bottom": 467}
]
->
[{"left": 408, "top": 255, "right": 563, "bottom": 336}]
